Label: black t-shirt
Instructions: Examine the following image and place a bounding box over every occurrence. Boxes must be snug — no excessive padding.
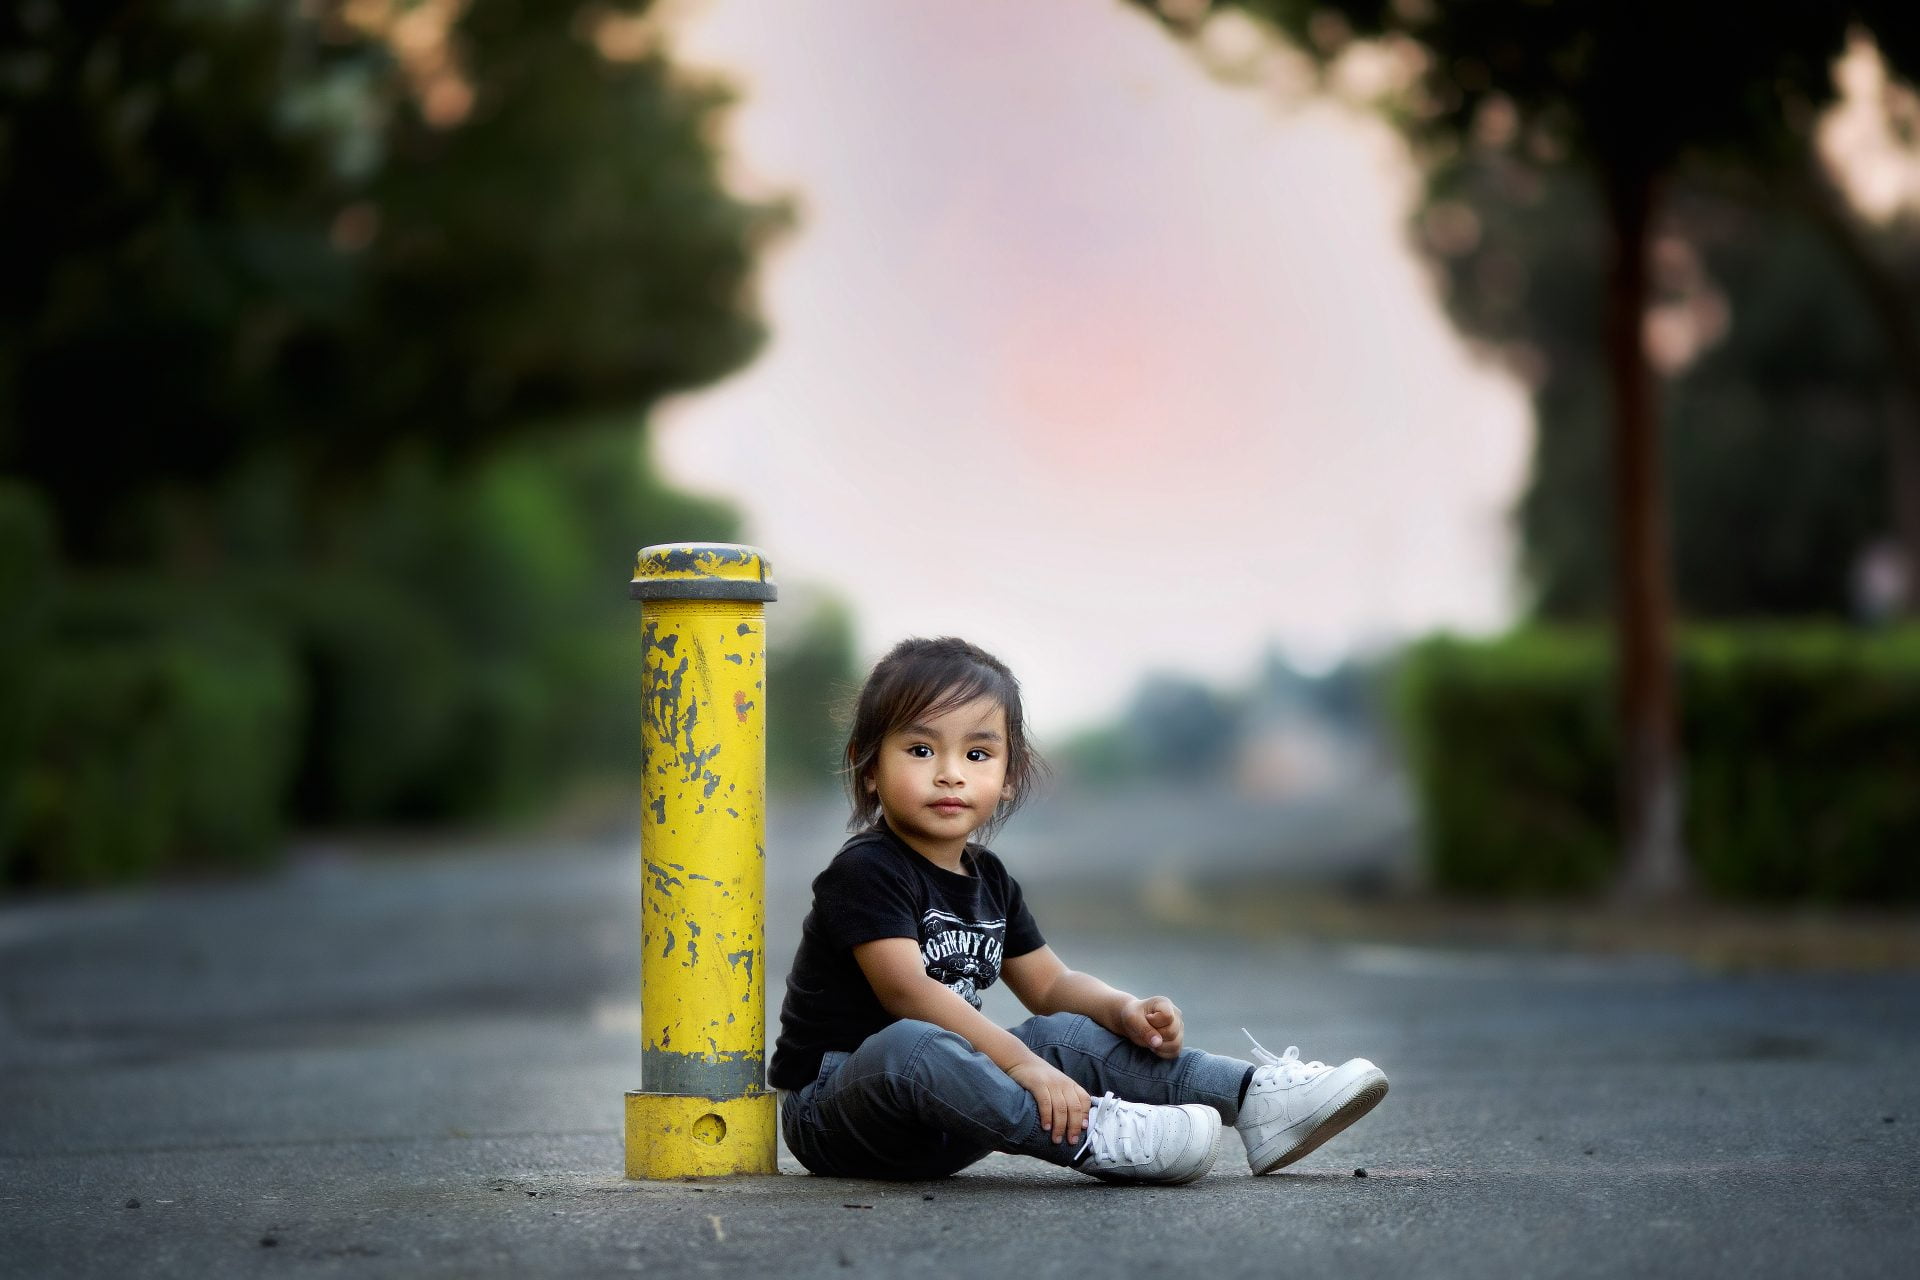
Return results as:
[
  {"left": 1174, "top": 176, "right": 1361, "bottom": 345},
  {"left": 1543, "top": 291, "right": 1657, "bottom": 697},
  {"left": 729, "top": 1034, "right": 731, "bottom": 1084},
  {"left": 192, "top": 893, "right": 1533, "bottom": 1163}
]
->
[{"left": 768, "top": 822, "right": 1046, "bottom": 1090}]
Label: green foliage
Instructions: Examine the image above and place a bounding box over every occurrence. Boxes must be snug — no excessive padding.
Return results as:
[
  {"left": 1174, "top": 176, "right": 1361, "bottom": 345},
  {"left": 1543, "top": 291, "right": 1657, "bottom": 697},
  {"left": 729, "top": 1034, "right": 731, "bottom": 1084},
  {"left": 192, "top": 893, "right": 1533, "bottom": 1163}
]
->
[
  {"left": 1397, "top": 632, "right": 1618, "bottom": 896},
  {"left": 281, "top": 422, "right": 742, "bottom": 826},
  {"left": 280, "top": 571, "right": 466, "bottom": 822},
  {"left": 0, "top": 482, "right": 59, "bottom": 871},
  {"left": 765, "top": 593, "right": 859, "bottom": 792},
  {"left": 351, "top": 3, "right": 778, "bottom": 459},
  {"left": 2, "top": 581, "right": 303, "bottom": 887},
  {"left": 1054, "top": 723, "right": 1139, "bottom": 786},
  {"left": 1050, "top": 674, "right": 1247, "bottom": 783},
  {"left": 0, "top": 480, "right": 56, "bottom": 658},
  {"left": 1167, "top": 2, "right": 1895, "bottom": 167},
  {"left": 1685, "top": 629, "right": 1920, "bottom": 899},
  {"left": 1423, "top": 152, "right": 1902, "bottom": 620},
  {"left": 1136, "top": 4, "right": 1920, "bottom": 622},
  {"left": 2, "top": 0, "right": 781, "bottom": 560},
  {"left": 1140, "top": 2, "right": 1920, "bottom": 901},
  {"left": 1055, "top": 652, "right": 1386, "bottom": 786},
  {"left": 0, "top": 0, "right": 792, "bottom": 884},
  {"left": 1398, "top": 628, "right": 1920, "bottom": 901},
  {"left": 0, "top": 421, "right": 765, "bottom": 886}
]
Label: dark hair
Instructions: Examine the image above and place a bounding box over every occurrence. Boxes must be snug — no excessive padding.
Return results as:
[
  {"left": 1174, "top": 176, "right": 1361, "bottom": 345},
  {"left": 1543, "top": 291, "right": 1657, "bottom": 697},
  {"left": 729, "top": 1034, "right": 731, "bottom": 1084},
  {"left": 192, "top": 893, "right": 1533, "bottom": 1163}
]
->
[{"left": 843, "top": 637, "right": 1044, "bottom": 839}]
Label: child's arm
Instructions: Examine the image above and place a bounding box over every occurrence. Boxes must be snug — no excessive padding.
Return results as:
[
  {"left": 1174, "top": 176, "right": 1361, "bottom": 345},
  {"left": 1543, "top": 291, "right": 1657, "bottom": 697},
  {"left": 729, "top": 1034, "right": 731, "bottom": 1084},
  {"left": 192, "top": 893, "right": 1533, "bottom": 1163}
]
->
[
  {"left": 1003, "top": 946, "right": 1185, "bottom": 1060},
  {"left": 854, "top": 938, "right": 1091, "bottom": 1146}
]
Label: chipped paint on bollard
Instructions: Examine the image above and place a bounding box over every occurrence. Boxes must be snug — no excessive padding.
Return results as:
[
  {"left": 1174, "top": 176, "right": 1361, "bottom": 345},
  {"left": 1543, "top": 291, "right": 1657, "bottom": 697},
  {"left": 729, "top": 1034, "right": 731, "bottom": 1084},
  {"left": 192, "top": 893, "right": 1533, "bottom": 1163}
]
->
[{"left": 626, "top": 543, "right": 777, "bottom": 1179}]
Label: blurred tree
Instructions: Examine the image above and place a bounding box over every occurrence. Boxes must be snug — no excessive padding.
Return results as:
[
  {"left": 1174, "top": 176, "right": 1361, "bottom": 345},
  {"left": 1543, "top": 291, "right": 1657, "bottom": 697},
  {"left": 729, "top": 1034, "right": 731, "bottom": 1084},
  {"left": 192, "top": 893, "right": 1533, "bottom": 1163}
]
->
[
  {"left": 284, "top": 421, "right": 745, "bottom": 824},
  {"left": 1126, "top": 674, "right": 1244, "bottom": 780},
  {"left": 0, "top": 0, "right": 795, "bottom": 877},
  {"left": 1135, "top": 0, "right": 1920, "bottom": 899},
  {"left": 765, "top": 591, "right": 860, "bottom": 792},
  {"left": 1053, "top": 652, "right": 1393, "bottom": 787},
  {"left": 1057, "top": 672, "right": 1243, "bottom": 783},
  {"left": 1428, "top": 157, "right": 1898, "bottom": 621},
  {"left": 0, "top": 0, "right": 779, "bottom": 561}
]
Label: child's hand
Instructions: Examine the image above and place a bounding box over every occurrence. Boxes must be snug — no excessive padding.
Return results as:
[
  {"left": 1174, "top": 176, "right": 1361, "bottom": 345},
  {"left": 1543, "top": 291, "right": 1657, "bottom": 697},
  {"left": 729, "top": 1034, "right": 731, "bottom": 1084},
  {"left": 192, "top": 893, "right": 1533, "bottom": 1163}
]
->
[
  {"left": 1119, "top": 996, "right": 1185, "bottom": 1059},
  {"left": 1007, "top": 1061, "right": 1091, "bottom": 1145}
]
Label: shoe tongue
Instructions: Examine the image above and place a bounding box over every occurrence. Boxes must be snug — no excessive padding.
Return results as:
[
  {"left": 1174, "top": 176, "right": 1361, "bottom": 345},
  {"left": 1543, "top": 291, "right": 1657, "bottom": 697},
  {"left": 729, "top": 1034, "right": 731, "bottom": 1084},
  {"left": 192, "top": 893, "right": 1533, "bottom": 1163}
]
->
[
  {"left": 1088, "top": 1099, "right": 1148, "bottom": 1163},
  {"left": 1267, "top": 1058, "right": 1321, "bottom": 1084}
]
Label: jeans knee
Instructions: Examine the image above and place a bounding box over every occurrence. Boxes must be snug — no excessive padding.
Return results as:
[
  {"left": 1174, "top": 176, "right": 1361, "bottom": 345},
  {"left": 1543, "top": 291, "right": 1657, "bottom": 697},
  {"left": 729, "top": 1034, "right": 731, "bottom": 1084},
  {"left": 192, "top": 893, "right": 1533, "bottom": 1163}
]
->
[
  {"left": 1027, "top": 1012, "right": 1094, "bottom": 1039},
  {"left": 1018, "top": 1011, "right": 1110, "bottom": 1052},
  {"left": 866, "top": 1018, "right": 962, "bottom": 1074}
]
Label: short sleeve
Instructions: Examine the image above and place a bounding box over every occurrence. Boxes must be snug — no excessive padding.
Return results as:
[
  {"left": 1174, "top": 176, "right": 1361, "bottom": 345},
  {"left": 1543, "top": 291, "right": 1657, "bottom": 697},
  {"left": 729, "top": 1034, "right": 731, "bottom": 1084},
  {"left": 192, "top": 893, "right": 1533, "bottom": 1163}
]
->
[
  {"left": 986, "top": 855, "right": 1045, "bottom": 958},
  {"left": 810, "top": 841, "right": 923, "bottom": 950}
]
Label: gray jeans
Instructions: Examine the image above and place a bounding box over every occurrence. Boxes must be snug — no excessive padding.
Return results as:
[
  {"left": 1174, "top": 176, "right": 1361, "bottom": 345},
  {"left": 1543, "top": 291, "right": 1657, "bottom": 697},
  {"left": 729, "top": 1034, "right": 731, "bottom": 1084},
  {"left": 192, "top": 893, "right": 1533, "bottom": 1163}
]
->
[{"left": 779, "top": 1012, "right": 1251, "bottom": 1180}]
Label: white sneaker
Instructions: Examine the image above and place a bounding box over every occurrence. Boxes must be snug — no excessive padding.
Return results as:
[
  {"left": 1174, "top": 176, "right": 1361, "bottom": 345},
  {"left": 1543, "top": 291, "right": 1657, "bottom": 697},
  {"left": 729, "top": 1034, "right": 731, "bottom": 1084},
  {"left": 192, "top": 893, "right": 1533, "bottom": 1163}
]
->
[
  {"left": 1235, "top": 1030, "right": 1388, "bottom": 1174},
  {"left": 1073, "top": 1093, "right": 1221, "bottom": 1184}
]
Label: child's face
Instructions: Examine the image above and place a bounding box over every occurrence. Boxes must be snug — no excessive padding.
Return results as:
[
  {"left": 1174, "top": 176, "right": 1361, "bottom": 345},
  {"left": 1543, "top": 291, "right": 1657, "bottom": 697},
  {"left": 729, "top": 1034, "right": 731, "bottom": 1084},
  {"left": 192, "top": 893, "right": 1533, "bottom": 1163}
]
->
[{"left": 866, "top": 694, "right": 1012, "bottom": 867}]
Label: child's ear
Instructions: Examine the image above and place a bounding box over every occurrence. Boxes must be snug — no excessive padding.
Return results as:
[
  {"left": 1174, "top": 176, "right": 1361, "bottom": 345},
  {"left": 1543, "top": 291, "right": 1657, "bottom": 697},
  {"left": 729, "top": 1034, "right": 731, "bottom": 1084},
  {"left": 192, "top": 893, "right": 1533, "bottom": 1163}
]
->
[{"left": 864, "top": 774, "right": 878, "bottom": 794}]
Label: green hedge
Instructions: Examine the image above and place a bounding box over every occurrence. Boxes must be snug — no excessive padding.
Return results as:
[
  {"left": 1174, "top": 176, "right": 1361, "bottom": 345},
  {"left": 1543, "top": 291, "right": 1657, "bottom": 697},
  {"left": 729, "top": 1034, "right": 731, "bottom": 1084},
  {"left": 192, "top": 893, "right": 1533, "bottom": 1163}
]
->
[
  {"left": 278, "top": 573, "right": 469, "bottom": 823},
  {"left": 2, "top": 424, "right": 864, "bottom": 888},
  {"left": 1397, "top": 628, "right": 1920, "bottom": 902},
  {"left": 1, "top": 483, "right": 60, "bottom": 880},
  {"left": 1, "top": 573, "right": 303, "bottom": 888}
]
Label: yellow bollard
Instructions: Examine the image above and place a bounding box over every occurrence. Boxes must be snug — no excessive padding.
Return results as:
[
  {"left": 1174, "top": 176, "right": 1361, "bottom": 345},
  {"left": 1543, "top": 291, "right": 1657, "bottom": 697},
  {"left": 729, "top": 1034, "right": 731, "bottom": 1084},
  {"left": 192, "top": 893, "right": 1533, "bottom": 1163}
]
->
[{"left": 625, "top": 542, "right": 778, "bottom": 1179}]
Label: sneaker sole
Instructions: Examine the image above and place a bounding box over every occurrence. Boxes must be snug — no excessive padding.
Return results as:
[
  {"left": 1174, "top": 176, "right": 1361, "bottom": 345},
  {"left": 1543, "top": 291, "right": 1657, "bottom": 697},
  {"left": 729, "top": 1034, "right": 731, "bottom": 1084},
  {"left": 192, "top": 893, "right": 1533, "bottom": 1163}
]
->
[
  {"left": 1246, "top": 1069, "right": 1388, "bottom": 1175},
  {"left": 1087, "top": 1117, "right": 1223, "bottom": 1186}
]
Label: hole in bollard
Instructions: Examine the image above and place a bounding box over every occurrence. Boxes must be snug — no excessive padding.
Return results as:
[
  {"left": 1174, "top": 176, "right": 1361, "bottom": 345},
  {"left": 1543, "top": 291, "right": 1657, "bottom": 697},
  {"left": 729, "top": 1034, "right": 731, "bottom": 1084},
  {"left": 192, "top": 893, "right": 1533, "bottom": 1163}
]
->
[{"left": 693, "top": 1113, "right": 727, "bottom": 1146}]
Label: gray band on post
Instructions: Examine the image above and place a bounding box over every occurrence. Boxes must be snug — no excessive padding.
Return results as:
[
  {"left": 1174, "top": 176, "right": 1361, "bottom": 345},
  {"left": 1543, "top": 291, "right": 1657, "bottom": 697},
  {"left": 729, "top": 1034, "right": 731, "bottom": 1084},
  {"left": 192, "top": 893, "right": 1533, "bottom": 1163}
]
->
[
  {"left": 630, "top": 579, "right": 778, "bottom": 602},
  {"left": 642, "top": 1048, "right": 766, "bottom": 1097}
]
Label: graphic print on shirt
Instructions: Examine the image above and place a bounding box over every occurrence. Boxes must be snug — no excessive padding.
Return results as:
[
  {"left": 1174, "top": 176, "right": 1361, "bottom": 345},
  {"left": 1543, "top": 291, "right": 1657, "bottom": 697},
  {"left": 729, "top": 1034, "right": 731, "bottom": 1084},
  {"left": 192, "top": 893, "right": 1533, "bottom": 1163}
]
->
[{"left": 919, "top": 908, "right": 1005, "bottom": 1009}]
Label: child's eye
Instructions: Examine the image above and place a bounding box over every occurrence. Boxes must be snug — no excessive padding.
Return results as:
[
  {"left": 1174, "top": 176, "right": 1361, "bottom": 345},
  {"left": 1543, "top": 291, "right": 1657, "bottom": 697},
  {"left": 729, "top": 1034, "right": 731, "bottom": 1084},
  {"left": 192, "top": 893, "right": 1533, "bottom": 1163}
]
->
[
  {"left": 906, "top": 744, "right": 933, "bottom": 758},
  {"left": 967, "top": 749, "right": 992, "bottom": 762}
]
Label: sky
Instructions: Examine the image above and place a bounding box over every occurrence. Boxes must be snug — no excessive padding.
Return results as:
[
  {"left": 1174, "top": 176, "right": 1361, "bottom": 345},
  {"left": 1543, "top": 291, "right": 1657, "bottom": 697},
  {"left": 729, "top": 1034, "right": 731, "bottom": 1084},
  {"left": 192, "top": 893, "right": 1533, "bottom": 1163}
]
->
[{"left": 648, "top": 0, "right": 1531, "bottom": 733}]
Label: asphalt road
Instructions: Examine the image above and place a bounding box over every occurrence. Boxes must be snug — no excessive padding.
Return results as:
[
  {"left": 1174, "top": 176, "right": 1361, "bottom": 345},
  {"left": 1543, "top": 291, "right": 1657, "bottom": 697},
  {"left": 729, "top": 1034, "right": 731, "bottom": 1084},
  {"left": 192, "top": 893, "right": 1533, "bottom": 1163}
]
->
[{"left": 2, "top": 818, "right": 1916, "bottom": 1279}]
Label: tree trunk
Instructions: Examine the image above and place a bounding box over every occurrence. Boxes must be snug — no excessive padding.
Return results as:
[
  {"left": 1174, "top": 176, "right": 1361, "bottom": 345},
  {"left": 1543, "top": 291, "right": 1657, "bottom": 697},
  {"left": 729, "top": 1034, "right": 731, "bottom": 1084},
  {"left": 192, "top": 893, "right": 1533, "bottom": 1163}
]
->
[{"left": 1603, "top": 163, "right": 1689, "bottom": 900}]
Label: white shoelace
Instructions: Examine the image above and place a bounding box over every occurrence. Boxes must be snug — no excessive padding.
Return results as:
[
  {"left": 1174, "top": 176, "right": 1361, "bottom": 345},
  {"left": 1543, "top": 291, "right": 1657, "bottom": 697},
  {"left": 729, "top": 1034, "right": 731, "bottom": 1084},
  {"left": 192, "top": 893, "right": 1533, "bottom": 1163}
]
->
[
  {"left": 1075, "top": 1092, "right": 1147, "bottom": 1167},
  {"left": 1243, "top": 1029, "right": 1329, "bottom": 1083}
]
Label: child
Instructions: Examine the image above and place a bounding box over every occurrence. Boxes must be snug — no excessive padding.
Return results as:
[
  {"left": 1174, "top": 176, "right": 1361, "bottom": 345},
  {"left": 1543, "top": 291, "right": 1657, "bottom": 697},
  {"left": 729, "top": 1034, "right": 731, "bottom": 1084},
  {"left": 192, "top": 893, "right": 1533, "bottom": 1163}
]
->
[{"left": 769, "top": 637, "right": 1388, "bottom": 1183}]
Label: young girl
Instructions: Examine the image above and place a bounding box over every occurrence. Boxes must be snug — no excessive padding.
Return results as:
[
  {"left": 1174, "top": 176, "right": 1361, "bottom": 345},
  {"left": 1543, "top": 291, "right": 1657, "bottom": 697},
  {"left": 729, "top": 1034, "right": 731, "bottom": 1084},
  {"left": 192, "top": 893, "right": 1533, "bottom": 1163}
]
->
[{"left": 769, "top": 637, "right": 1388, "bottom": 1183}]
